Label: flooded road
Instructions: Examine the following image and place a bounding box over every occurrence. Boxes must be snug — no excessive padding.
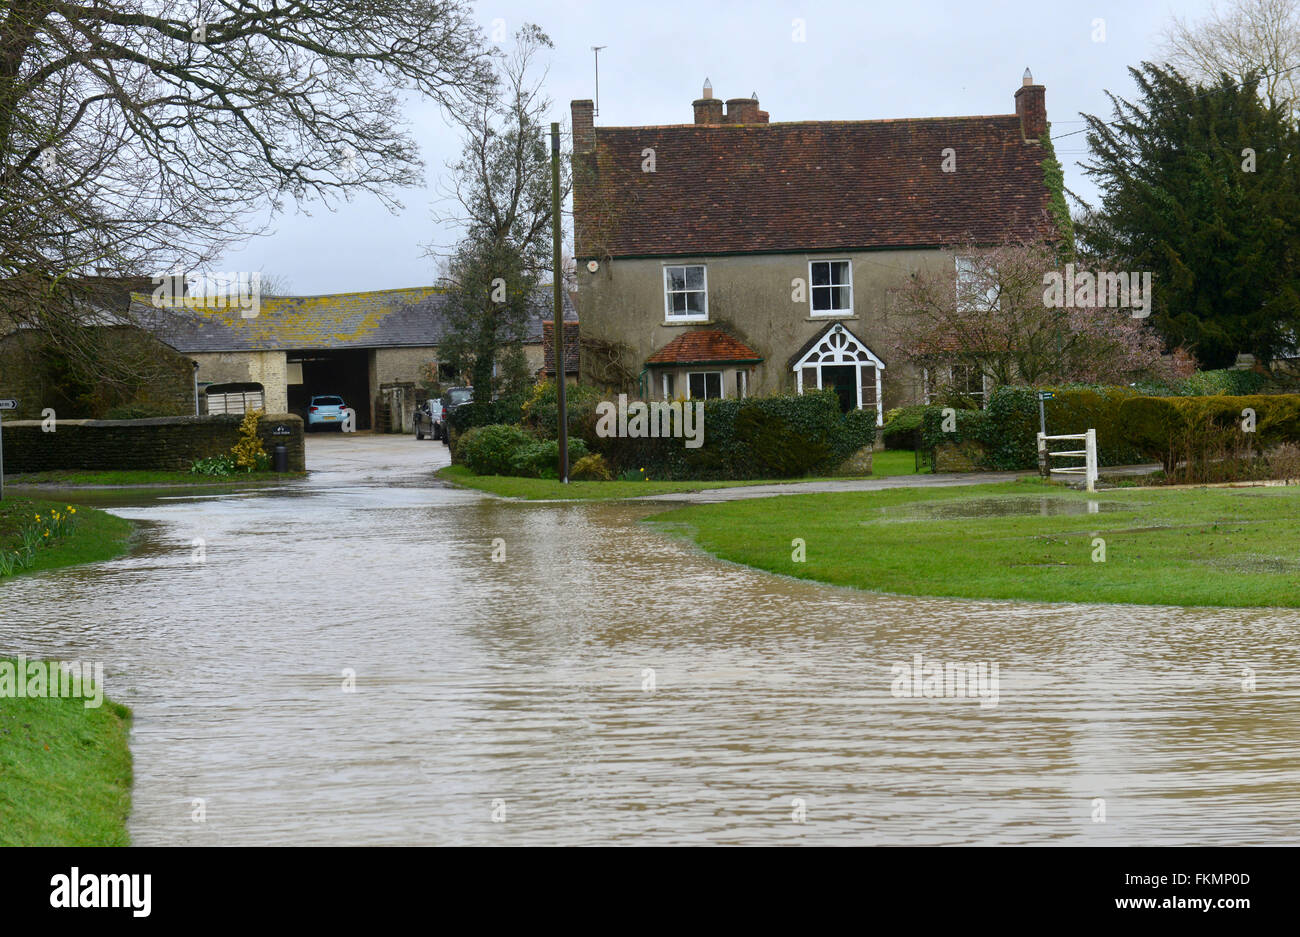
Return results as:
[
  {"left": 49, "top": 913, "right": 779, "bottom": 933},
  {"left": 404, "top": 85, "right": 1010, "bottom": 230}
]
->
[{"left": 2, "top": 433, "right": 1298, "bottom": 845}]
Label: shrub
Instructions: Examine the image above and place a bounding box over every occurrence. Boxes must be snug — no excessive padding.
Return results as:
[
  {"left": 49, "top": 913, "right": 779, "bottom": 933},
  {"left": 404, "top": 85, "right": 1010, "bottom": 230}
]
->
[
  {"left": 1267, "top": 443, "right": 1300, "bottom": 483},
  {"left": 882, "top": 405, "right": 927, "bottom": 450},
  {"left": 448, "top": 397, "right": 526, "bottom": 434},
  {"left": 507, "top": 437, "right": 589, "bottom": 479},
  {"left": 456, "top": 424, "right": 535, "bottom": 476},
  {"left": 231, "top": 409, "right": 267, "bottom": 471},
  {"left": 520, "top": 381, "right": 605, "bottom": 442},
  {"left": 570, "top": 453, "right": 613, "bottom": 481}
]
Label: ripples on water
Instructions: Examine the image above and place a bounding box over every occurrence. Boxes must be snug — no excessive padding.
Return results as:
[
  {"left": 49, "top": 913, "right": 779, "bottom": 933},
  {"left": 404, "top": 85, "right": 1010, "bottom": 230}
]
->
[{"left": 2, "top": 447, "right": 1298, "bottom": 845}]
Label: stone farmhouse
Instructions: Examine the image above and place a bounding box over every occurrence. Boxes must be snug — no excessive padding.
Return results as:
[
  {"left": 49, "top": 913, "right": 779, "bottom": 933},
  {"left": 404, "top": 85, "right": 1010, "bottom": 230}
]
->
[{"left": 570, "top": 71, "right": 1064, "bottom": 423}]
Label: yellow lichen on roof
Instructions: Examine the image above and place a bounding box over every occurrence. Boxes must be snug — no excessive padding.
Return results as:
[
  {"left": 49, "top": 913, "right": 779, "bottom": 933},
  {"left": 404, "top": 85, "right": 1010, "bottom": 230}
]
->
[{"left": 132, "top": 286, "right": 446, "bottom": 350}]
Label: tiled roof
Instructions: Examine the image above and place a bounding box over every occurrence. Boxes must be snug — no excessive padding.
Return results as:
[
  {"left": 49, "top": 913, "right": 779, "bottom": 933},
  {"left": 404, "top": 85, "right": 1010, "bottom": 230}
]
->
[
  {"left": 575, "top": 117, "right": 1057, "bottom": 258},
  {"left": 645, "top": 329, "right": 762, "bottom": 366},
  {"left": 541, "top": 321, "right": 580, "bottom": 375},
  {"left": 131, "top": 286, "right": 576, "bottom": 353}
]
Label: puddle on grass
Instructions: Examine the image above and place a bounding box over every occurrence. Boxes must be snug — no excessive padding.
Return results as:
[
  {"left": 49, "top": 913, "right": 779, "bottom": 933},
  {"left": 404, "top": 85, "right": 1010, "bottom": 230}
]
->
[
  {"left": 1208, "top": 554, "right": 1300, "bottom": 575},
  {"left": 874, "top": 496, "right": 1140, "bottom": 522}
]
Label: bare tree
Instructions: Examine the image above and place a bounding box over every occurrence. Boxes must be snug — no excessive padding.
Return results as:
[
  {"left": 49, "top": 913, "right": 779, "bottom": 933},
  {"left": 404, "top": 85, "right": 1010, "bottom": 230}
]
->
[
  {"left": 0, "top": 0, "right": 495, "bottom": 367},
  {"left": 428, "top": 25, "right": 566, "bottom": 403},
  {"left": 890, "top": 240, "right": 1195, "bottom": 394},
  {"left": 1160, "top": 0, "right": 1300, "bottom": 115}
]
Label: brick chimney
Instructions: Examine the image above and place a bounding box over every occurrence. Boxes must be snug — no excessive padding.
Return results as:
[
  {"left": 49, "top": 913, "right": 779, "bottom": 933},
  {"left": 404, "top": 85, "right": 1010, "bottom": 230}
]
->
[
  {"left": 1015, "top": 68, "right": 1046, "bottom": 141},
  {"left": 693, "top": 78, "right": 723, "bottom": 124},
  {"left": 571, "top": 99, "right": 595, "bottom": 153},
  {"left": 724, "top": 95, "right": 760, "bottom": 124}
]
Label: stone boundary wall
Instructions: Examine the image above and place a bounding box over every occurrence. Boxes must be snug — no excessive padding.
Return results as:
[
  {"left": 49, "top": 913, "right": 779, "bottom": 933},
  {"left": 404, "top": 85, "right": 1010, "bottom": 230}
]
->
[{"left": 0, "top": 413, "right": 305, "bottom": 473}]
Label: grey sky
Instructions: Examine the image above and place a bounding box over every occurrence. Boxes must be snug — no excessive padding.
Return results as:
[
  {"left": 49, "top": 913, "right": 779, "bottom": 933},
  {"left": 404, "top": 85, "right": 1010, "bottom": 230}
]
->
[{"left": 216, "top": 0, "right": 1212, "bottom": 295}]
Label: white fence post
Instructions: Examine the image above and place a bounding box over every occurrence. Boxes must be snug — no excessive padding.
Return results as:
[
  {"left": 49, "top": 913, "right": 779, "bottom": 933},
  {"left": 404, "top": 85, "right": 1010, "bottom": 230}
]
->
[
  {"left": 1085, "top": 428, "right": 1097, "bottom": 492},
  {"left": 1040, "top": 428, "right": 1098, "bottom": 491}
]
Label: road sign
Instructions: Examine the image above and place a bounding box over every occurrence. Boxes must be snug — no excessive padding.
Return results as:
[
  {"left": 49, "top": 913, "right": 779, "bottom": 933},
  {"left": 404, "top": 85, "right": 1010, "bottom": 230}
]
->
[
  {"left": 271, "top": 424, "right": 292, "bottom": 436},
  {"left": 1037, "top": 391, "right": 1055, "bottom": 400},
  {"left": 0, "top": 399, "right": 17, "bottom": 410}
]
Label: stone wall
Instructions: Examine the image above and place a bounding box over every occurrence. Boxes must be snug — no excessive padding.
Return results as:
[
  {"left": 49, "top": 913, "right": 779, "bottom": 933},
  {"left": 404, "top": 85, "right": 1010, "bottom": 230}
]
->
[
  {"left": 933, "top": 440, "right": 989, "bottom": 473},
  {"left": 1, "top": 413, "right": 305, "bottom": 473}
]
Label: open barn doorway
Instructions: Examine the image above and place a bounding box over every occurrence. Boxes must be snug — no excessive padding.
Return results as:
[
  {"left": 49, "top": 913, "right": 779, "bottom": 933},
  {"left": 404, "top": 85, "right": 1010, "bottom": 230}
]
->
[{"left": 287, "top": 349, "right": 371, "bottom": 430}]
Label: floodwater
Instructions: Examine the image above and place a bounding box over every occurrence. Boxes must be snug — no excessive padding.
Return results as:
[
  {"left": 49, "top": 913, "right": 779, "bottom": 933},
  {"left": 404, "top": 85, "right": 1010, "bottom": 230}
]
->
[{"left": 2, "top": 433, "right": 1298, "bottom": 845}]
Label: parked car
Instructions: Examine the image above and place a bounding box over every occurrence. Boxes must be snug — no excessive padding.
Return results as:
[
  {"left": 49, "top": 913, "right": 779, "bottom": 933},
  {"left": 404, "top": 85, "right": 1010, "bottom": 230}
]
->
[
  {"left": 437, "top": 386, "right": 474, "bottom": 446},
  {"left": 306, "top": 395, "right": 348, "bottom": 431},
  {"left": 413, "top": 398, "right": 445, "bottom": 441}
]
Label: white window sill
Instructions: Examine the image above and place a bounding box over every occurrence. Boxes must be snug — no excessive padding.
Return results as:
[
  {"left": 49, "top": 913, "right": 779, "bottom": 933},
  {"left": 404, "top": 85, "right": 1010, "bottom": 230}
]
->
[
  {"left": 810, "top": 310, "right": 854, "bottom": 318},
  {"left": 663, "top": 317, "right": 709, "bottom": 325}
]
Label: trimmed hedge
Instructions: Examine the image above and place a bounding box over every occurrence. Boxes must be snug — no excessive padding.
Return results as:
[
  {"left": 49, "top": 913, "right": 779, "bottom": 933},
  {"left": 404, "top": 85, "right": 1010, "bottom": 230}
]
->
[
  {"left": 591, "top": 390, "right": 876, "bottom": 481},
  {"left": 923, "top": 385, "right": 1148, "bottom": 470},
  {"left": 1119, "top": 394, "right": 1300, "bottom": 471},
  {"left": 919, "top": 385, "right": 1300, "bottom": 473}
]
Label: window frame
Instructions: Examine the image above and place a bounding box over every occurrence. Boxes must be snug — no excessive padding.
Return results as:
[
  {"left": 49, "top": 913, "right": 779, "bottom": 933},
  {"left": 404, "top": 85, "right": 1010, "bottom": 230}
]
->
[
  {"left": 686, "top": 370, "right": 724, "bottom": 400},
  {"left": 663, "top": 264, "right": 709, "bottom": 322},
  {"left": 809, "top": 259, "right": 854, "bottom": 316}
]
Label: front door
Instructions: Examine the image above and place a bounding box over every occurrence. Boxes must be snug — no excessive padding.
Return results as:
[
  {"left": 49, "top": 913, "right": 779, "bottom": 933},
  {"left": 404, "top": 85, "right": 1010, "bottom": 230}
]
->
[{"left": 822, "top": 365, "right": 857, "bottom": 413}]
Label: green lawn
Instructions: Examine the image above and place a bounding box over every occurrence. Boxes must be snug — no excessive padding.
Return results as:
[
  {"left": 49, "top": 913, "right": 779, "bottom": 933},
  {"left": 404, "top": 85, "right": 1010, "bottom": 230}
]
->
[
  {"left": 7, "top": 468, "right": 304, "bottom": 488},
  {"left": 648, "top": 477, "right": 1300, "bottom": 607},
  {"left": 0, "top": 497, "right": 134, "bottom": 576},
  {"left": 438, "top": 449, "right": 925, "bottom": 500},
  {"left": 0, "top": 667, "right": 133, "bottom": 846}
]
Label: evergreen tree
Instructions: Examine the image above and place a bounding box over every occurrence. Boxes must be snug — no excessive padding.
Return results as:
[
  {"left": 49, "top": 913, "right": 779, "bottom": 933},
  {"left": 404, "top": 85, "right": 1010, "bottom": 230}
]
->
[{"left": 1079, "top": 63, "right": 1300, "bottom": 367}]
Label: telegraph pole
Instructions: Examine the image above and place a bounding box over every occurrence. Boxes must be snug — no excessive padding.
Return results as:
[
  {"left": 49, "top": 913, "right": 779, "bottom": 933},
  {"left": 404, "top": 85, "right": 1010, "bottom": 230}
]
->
[{"left": 551, "top": 122, "right": 569, "bottom": 483}]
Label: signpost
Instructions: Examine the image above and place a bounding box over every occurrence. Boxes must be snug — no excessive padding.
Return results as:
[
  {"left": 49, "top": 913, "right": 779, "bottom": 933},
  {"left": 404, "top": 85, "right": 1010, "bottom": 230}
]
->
[
  {"left": 0, "top": 399, "right": 17, "bottom": 501},
  {"left": 1036, "top": 391, "right": 1054, "bottom": 477}
]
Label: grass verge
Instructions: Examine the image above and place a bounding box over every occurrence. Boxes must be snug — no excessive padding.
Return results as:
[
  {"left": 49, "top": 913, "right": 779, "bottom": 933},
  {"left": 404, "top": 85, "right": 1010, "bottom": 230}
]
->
[
  {"left": 437, "top": 449, "right": 925, "bottom": 500},
  {"left": 7, "top": 468, "right": 304, "bottom": 488},
  {"left": 0, "top": 498, "right": 134, "bottom": 576},
  {"left": 0, "top": 668, "right": 133, "bottom": 846},
  {"left": 647, "top": 477, "right": 1300, "bottom": 607}
]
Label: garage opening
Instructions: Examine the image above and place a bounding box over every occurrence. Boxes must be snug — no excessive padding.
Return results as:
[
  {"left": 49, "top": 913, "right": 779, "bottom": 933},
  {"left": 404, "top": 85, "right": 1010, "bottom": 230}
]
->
[{"left": 287, "top": 349, "right": 371, "bottom": 430}]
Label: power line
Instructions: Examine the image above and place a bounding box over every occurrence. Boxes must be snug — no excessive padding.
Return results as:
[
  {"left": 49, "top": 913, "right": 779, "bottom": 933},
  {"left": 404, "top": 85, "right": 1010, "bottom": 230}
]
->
[{"left": 1053, "top": 61, "right": 1300, "bottom": 142}]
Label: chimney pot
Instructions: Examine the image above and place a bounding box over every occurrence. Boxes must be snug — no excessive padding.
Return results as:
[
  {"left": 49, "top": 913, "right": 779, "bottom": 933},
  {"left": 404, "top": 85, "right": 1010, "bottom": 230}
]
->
[{"left": 703, "top": 77, "right": 712, "bottom": 99}]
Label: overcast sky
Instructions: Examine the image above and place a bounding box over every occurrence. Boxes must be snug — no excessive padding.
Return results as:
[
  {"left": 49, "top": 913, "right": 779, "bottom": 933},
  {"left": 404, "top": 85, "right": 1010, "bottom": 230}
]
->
[{"left": 216, "top": 0, "right": 1214, "bottom": 295}]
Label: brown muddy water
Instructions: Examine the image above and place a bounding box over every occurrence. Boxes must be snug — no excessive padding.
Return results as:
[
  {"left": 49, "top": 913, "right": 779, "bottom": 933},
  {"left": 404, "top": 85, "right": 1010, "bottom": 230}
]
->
[{"left": 2, "top": 434, "right": 1298, "bottom": 845}]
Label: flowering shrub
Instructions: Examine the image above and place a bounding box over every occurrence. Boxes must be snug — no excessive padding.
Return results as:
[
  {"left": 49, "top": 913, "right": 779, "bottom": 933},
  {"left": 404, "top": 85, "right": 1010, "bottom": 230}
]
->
[
  {"left": 231, "top": 409, "right": 268, "bottom": 471},
  {"left": 191, "top": 455, "right": 238, "bottom": 476},
  {"left": 0, "top": 505, "right": 78, "bottom": 578}
]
